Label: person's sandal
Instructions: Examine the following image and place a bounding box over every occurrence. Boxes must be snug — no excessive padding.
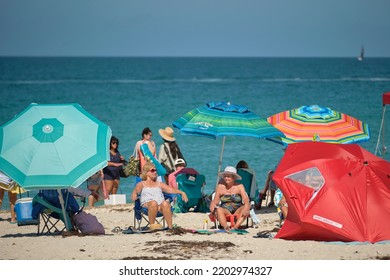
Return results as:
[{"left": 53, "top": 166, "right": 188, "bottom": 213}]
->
[
  {"left": 122, "top": 227, "right": 134, "bottom": 234},
  {"left": 111, "top": 226, "right": 122, "bottom": 233}
]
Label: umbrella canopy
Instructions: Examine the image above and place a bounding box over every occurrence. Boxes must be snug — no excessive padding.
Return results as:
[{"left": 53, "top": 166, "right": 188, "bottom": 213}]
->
[
  {"left": 267, "top": 105, "right": 370, "bottom": 146},
  {"left": 273, "top": 142, "right": 390, "bottom": 243},
  {"left": 0, "top": 103, "right": 112, "bottom": 189},
  {"left": 172, "top": 101, "right": 285, "bottom": 175},
  {"left": 173, "top": 101, "right": 284, "bottom": 139}
]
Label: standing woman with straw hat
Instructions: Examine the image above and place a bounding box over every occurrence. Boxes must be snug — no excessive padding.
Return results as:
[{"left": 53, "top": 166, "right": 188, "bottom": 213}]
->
[{"left": 157, "top": 126, "right": 185, "bottom": 184}]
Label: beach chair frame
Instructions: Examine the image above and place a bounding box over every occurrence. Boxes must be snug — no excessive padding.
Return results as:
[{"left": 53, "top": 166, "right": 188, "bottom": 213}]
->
[
  {"left": 32, "top": 191, "right": 85, "bottom": 235},
  {"left": 133, "top": 193, "right": 177, "bottom": 231}
]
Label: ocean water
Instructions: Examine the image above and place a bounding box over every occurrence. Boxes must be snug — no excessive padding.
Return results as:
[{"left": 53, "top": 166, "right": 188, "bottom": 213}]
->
[{"left": 1, "top": 57, "right": 390, "bottom": 209}]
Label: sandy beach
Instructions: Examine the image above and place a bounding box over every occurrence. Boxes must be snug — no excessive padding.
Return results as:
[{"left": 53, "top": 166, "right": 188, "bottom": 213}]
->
[{"left": 1, "top": 203, "right": 389, "bottom": 261}]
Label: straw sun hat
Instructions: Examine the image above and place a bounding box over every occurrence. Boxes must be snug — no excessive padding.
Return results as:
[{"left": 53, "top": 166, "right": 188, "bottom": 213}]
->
[
  {"left": 159, "top": 127, "right": 176, "bottom": 142},
  {"left": 218, "top": 166, "right": 242, "bottom": 180}
]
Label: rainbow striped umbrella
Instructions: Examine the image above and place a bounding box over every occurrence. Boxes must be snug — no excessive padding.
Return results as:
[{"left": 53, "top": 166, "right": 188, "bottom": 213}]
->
[
  {"left": 173, "top": 101, "right": 285, "bottom": 175},
  {"left": 267, "top": 105, "right": 370, "bottom": 146}
]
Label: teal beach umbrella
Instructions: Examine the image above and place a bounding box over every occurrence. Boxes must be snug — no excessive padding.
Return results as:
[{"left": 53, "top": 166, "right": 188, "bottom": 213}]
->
[
  {"left": 172, "top": 102, "right": 285, "bottom": 182},
  {"left": 0, "top": 103, "right": 112, "bottom": 189}
]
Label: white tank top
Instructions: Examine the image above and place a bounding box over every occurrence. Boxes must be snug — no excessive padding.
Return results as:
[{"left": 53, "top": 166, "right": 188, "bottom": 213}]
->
[{"left": 140, "top": 182, "right": 165, "bottom": 206}]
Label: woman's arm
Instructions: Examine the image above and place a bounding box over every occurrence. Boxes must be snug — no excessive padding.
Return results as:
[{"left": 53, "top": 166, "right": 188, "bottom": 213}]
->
[
  {"left": 239, "top": 185, "right": 251, "bottom": 216},
  {"left": 260, "top": 170, "right": 273, "bottom": 196},
  {"left": 209, "top": 185, "right": 222, "bottom": 212},
  {"left": 161, "top": 183, "right": 188, "bottom": 202},
  {"left": 131, "top": 183, "right": 143, "bottom": 201},
  {"left": 148, "top": 140, "right": 156, "bottom": 156},
  {"left": 134, "top": 141, "right": 141, "bottom": 159},
  {"left": 107, "top": 161, "right": 123, "bottom": 167}
]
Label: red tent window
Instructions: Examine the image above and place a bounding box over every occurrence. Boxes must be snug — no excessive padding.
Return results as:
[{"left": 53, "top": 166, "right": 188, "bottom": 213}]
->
[{"left": 285, "top": 167, "right": 325, "bottom": 191}]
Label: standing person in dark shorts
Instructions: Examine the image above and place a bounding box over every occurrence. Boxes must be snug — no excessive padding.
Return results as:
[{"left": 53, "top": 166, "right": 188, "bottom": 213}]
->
[{"left": 103, "top": 136, "right": 124, "bottom": 195}]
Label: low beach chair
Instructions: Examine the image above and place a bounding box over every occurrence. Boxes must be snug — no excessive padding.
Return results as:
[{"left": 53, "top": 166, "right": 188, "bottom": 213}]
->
[
  {"left": 175, "top": 173, "right": 205, "bottom": 213},
  {"left": 209, "top": 192, "right": 254, "bottom": 229},
  {"left": 210, "top": 209, "right": 253, "bottom": 229},
  {"left": 32, "top": 190, "right": 83, "bottom": 235},
  {"left": 133, "top": 193, "right": 178, "bottom": 231},
  {"left": 236, "top": 168, "right": 256, "bottom": 201}
]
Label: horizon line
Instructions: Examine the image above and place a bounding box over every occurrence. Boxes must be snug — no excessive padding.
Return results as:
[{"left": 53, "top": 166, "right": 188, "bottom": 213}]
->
[{"left": 1, "top": 55, "right": 389, "bottom": 59}]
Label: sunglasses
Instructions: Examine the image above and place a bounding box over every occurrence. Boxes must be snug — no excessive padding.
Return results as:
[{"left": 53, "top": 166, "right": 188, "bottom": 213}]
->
[
  {"left": 149, "top": 168, "right": 157, "bottom": 173},
  {"left": 111, "top": 141, "right": 118, "bottom": 145}
]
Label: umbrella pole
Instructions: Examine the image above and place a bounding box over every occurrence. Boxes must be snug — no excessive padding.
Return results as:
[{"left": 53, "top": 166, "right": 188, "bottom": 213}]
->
[
  {"left": 375, "top": 106, "right": 387, "bottom": 156},
  {"left": 57, "top": 189, "right": 71, "bottom": 231},
  {"left": 215, "top": 136, "right": 226, "bottom": 187}
]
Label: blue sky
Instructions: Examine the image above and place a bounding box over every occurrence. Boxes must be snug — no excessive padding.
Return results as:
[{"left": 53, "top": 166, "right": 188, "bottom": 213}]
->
[{"left": 1, "top": 0, "right": 389, "bottom": 57}]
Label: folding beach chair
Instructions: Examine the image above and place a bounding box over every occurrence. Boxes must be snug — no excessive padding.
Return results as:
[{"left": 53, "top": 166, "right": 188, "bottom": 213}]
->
[
  {"left": 236, "top": 168, "right": 256, "bottom": 201},
  {"left": 175, "top": 173, "right": 205, "bottom": 213},
  {"left": 32, "top": 189, "right": 83, "bottom": 235},
  {"left": 210, "top": 208, "right": 254, "bottom": 229},
  {"left": 133, "top": 193, "right": 177, "bottom": 231}
]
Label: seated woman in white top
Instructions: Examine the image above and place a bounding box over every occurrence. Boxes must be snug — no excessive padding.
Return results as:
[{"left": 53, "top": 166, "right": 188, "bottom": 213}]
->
[{"left": 131, "top": 162, "right": 188, "bottom": 230}]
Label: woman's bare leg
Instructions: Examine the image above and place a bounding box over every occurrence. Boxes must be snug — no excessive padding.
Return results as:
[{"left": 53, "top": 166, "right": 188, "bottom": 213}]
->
[
  {"left": 111, "top": 180, "right": 119, "bottom": 194},
  {"left": 160, "top": 200, "right": 173, "bottom": 228},
  {"left": 216, "top": 207, "right": 231, "bottom": 229},
  {"left": 232, "top": 206, "right": 247, "bottom": 229},
  {"left": 104, "top": 180, "right": 114, "bottom": 195},
  {"left": 144, "top": 201, "right": 158, "bottom": 225},
  {"left": 0, "top": 188, "right": 4, "bottom": 208},
  {"left": 8, "top": 192, "right": 17, "bottom": 223}
]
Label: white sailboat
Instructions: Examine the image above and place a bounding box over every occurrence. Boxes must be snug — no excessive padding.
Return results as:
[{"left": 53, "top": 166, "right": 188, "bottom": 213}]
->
[{"left": 357, "top": 46, "right": 364, "bottom": 61}]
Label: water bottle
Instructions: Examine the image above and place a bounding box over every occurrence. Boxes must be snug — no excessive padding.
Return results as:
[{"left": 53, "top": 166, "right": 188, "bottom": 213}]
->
[{"left": 203, "top": 219, "right": 208, "bottom": 230}]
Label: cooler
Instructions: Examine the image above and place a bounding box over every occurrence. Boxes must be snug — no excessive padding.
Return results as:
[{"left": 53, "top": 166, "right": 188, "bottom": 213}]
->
[
  {"left": 15, "top": 197, "right": 39, "bottom": 226},
  {"left": 104, "top": 194, "right": 126, "bottom": 205}
]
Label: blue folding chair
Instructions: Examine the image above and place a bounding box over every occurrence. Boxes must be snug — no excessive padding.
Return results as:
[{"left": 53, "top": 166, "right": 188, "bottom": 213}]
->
[{"left": 133, "top": 193, "right": 178, "bottom": 231}]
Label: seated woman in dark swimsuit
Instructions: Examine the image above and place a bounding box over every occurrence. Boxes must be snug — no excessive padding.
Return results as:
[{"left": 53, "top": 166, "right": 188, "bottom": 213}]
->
[{"left": 209, "top": 166, "right": 250, "bottom": 230}]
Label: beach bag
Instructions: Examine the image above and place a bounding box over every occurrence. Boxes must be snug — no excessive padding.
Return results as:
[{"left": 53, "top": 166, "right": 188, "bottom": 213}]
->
[
  {"left": 194, "top": 195, "right": 210, "bottom": 213},
  {"left": 122, "top": 147, "right": 139, "bottom": 177},
  {"left": 120, "top": 159, "right": 130, "bottom": 178},
  {"left": 122, "top": 156, "right": 139, "bottom": 177},
  {"left": 73, "top": 211, "right": 105, "bottom": 235}
]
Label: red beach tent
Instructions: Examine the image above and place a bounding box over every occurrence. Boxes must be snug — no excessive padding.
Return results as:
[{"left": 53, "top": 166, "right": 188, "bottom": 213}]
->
[{"left": 273, "top": 142, "right": 390, "bottom": 243}]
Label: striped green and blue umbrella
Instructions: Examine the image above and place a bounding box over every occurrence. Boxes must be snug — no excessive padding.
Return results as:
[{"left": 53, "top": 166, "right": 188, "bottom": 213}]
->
[
  {"left": 173, "top": 102, "right": 285, "bottom": 175},
  {"left": 0, "top": 103, "right": 112, "bottom": 189},
  {"left": 267, "top": 105, "right": 370, "bottom": 146}
]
